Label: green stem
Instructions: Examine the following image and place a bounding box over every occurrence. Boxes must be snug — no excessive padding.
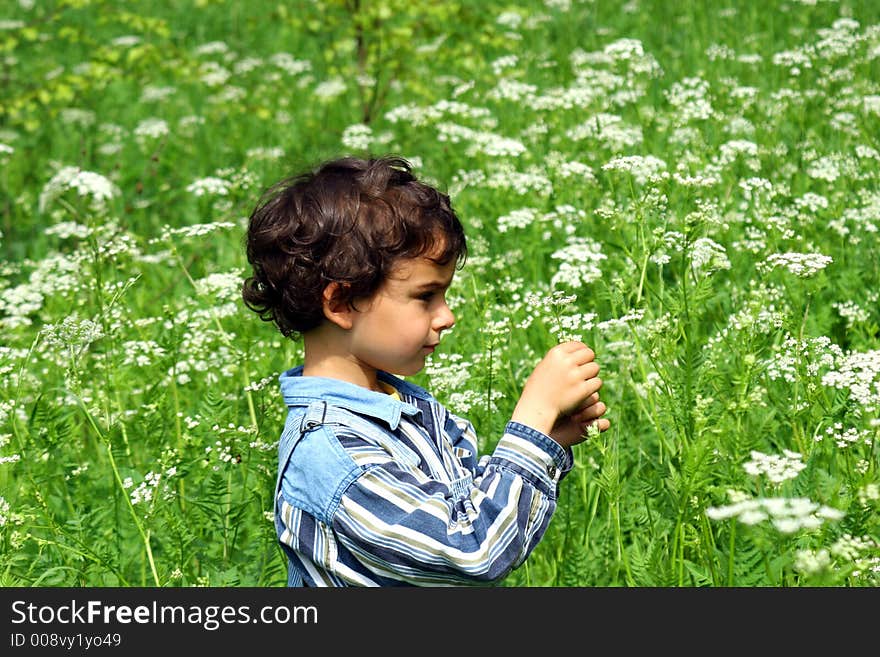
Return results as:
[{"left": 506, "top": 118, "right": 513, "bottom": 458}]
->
[
  {"left": 610, "top": 435, "right": 634, "bottom": 586},
  {"left": 671, "top": 517, "right": 681, "bottom": 584},
  {"left": 80, "top": 401, "right": 160, "bottom": 586},
  {"left": 486, "top": 341, "right": 493, "bottom": 420},
  {"left": 223, "top": 467, "right": 233, "bottom": 562},
  {"left": 728, "top": 521, "right": 736, "bottom": 586},
  {"left": 613, "top": 497, "right": 634, "bottom": 586},
  {"left": 169, "top": 367, "right": 187, "bottom": 512},
  {"left": 11, "top": 332, "right": 42, "bottom": 451},
  {"left": 677, "top": 521, "right": 686, "bottom": 586},
  {"left": 634, "top": 217, "right": 650, "bottom": 305},
  {"left": 680, "top": 263, "right": 695, "bottom": 446},
  {"left": 699, "top": 513, "right": 719, "bottom": 586}
]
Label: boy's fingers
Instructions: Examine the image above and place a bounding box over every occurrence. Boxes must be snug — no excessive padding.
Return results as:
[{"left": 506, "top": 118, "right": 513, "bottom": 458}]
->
[
  {"left": 592, "top": 419, "right": 611, "bottom": 432},
  {"left": 582, "top": 392, "right": 600, "bottom": 407},
  {"left": 578, "top": 362, "right": 600, "bottom": 379},
  {"left": 573, "top": 401, "right": 606, "bottom": 421},
  {"left": 558, "top": 341, "right": 595, "bottom": 362},
  {"left": 558, "top": 340, "right": 587, "bottom": 351},
  {"left": 584, "top": 377, "right": 603, "bottom": 397}
]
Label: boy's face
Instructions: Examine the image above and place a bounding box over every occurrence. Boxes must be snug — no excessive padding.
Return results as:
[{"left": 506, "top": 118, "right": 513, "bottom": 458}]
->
[{"left": 346, "top": 255, "right": 457, "bottom": 377}]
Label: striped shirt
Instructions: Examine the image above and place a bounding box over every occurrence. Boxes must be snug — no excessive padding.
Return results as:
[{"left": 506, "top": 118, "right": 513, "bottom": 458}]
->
[{"left": 274, "top": 365, "right": 573, "bottom": 586}]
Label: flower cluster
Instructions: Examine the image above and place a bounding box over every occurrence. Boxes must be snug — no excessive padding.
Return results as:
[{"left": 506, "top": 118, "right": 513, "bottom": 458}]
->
[
  {"left": 40, "top": 315, "right": 105, "bottom": 362},
  {"left": 522, "top": 290, "right": 598, "bottom": 343},
  {"left": 764, "top": 335, "right": 843, "bottom": 390},
  {"left": 821, "top": 349, "right": 880, "bottom": 412},
  {"left": 759, "top": 251, "right": 834, "bottom": 278},
  {"left": 123, "top": 467, "right": 177, "bottom": 507},
  {"left": 818, "top": 423, "right": 872, "bottom": 449},
  {"left": 194, "top": 271, "right": 246, "bottom": 302},
  {"left": 601, "top": 154, "right": 668, "bottom": 184},
  {"left": 121, "top": 340, "right": 167, "bottom": 368},
  {"left": 565, "top": 112, "right": 643, "bottom": 150},
  {"left": 706, "top": 491, "right": 844, "bottom": 533},
  {"left": 742, "top": 449, "right": 806, "bottom": 484},
  {"left": 38, "top": 166, "right": 119, "bottom": 213},
  {"left": 133, "top": 117, "right": 170, "bottom": 141},
  {"left": 436, "top": 122, "right": 526, "bottom": 158},
  {"left": 341, "top": 123, "right": 373, "bottom": 151},
  {"left": 550, "top": 236, "right": 607, "bottom": 289},
  {"left": 497, "top": 207, "right": 539, "bottom": 232},
  {"left": 155, "top": 221, "right": 237, "bottom": 241},
  {"left": 690, "top": 237, "right": 731, "bottom": 273},
  {"left": 186, "top": 176, "right": 230, "bottom": 197}
]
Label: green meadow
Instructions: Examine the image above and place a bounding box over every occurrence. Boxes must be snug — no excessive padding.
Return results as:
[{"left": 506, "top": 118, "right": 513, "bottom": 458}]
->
[{"left": 1, "top": 0, "right": 879, "bottom": 586}]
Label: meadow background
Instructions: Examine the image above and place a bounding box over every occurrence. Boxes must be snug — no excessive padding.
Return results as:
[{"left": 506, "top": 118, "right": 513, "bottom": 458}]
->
[{"left": 1, "top": 0, "right": 879, "bottom": 587}]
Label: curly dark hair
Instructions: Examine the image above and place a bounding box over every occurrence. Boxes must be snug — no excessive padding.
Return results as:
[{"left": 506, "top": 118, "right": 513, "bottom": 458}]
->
[{"left": 242, "top": 155, "right": 468, "bottom": 339}]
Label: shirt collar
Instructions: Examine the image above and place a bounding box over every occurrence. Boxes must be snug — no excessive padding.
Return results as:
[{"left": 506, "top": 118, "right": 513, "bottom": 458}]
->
[{"left": 278, "top": 366, "right": 431, "bottom": 430}]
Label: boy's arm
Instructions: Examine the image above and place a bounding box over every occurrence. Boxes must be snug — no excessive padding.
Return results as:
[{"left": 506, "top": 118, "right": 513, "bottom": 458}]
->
[
  {"left": 329, "top": 418, "right": 571, "bottom": 585},
  {"left": 328, "top": 341, "right": 606, "bottom": 585},
  {"left": 447, "top": 411, "right": 574, "bottom": 487}
]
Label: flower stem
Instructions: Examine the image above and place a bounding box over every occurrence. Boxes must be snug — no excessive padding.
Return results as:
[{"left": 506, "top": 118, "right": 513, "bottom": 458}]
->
[{"left": 80, "top": 400, "right": 160, "bottom": 586}]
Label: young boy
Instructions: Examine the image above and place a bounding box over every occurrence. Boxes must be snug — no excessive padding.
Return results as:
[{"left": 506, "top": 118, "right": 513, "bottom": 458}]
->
[{"left": 242, "top": 155, "right": 609, "bottom": 586}]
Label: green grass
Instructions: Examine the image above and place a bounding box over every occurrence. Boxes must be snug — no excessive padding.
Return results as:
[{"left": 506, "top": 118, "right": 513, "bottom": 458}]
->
[{"left": 1, "top": 0, "right": 879, "bottom": 587}]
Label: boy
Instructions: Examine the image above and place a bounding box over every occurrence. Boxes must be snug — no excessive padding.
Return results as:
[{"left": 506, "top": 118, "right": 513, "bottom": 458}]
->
[{"left": 242, "top": 155, "right": 609, "bottom": 586}]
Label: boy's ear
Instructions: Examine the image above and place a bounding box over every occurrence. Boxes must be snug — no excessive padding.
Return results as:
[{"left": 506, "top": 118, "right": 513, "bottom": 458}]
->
[{"left": 321, "top": 282, "right": 355, "bottom": 330}]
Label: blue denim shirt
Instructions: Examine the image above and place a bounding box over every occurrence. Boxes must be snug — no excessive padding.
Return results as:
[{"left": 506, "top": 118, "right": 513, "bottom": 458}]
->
[{"left": 274, "top": 366, "right": 573, "bottom": 586}]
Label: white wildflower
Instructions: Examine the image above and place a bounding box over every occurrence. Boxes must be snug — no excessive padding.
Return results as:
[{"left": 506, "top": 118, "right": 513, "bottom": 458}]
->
[
  {"left": 194, "top": 41, "right": 229, "bottom": 56},
  {"left": 665, "top": 77, "right": 714, "bottom": 123},
  {"left": 550, "top": 236, "right": 606, "bottom": 289},
  {"left": 794, "top": 548, "right": 831, "bottom": 575},
  {"left": 497, "top": 208, "right": 539, "bottom": 233},
  {"left": 313, "top": 77, "right": 347, "bottom": 100},
  {"left": 186, "top": 176, "right": 230, "bottom": 197},
  {"left": 759, "top": 252, "right": 833, "bottom": 278},
  {"left": 821, "top": 350, "right": 880, "bottom": 412},
  {"left": 0, "top": 496, "right": 11, "bottom": 526},
  {"left": 820, "top": 424, "right": 872, "bottom": 449},
  {"left": 496, "top": 11, "right": 523, "bottom": 29},
  {"left": 121, "top": 340, "right": 167, "bottom": 368},
  {"left": 742, "top": 449, "right": 806, "bottom": 484},
  {"left": 690, "top": 237, "right": 731, "bottom": 273},
  {"left": 706, "top": 494, "right": 844, "bottom": 533},
  {"left": 833, "top": 301, "right": 870, "bottom": 328},
  {"left": 134, "top": 118, "right": 169, "bottom": 140},
  {"left": 111, "top": 35, "right": 141, "bottom": 48},
  {"left": 199, "top": 61, "right": 231, "bottom": 86},
  {"left": 269, "top": 52, "right": 311, "bottom": 75},
  {"left": 45, "top": 221, "right": 91, "bottom": 240},
  {"left": 195, "top": 271, "right": 244, "bottom": 301},
  {"left": 59, "top": 108, "right": 96, "bottom": 127},
  {"left": 246, "top": 146, "right": 285, "bottom": 160},
  {"left": 139, "top": 85, "right": 176, "bottom": 102},
  {"left": 39, "top": 166, "right": 119, "bottom": 213},
  {"left": 602, "top": 155, "right": 667, "bottom": 184},
  {"left": 341, "top": 123, "right": 372, "bottom": 151}
]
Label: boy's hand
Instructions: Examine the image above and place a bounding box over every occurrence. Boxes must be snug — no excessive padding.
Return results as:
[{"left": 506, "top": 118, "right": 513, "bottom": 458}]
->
[
  {"left": 549, "top": 392, "right": 610, "bottom": 447},
  {"left": 511, "top": 341, "right": 605, "bottom": 444}
]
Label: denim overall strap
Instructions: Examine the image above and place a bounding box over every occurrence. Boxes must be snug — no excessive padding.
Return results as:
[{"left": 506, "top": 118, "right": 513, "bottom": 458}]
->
[{"left": 275, "top": 400, "right": 327, "bottom": 587}]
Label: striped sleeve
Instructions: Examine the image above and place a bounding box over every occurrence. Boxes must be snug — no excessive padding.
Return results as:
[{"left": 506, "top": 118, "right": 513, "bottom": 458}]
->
[
  {"left": 331, "top": 420, "right": 571, "bottom": 586},
  {"left": 487, "top": 421, "right": 573, "bottom": 489}
]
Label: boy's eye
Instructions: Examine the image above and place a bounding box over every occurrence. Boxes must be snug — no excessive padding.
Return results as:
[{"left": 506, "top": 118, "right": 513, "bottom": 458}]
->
[{"left": 418, "top": 292, "right": 434, "bottom": 302}]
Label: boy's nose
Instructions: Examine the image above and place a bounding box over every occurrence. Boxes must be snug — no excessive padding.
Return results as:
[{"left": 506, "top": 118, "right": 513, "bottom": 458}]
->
[{"left": 436, "top": 303, "right": 455, "bottom": 331}]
